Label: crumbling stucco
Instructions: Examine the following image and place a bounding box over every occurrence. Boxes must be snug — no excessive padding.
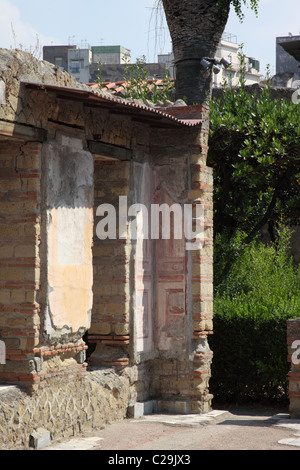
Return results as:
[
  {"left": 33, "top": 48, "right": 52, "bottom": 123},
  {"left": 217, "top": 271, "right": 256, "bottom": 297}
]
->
[{"left": 40, "top": 136, "right": 94, "bottom": 344}]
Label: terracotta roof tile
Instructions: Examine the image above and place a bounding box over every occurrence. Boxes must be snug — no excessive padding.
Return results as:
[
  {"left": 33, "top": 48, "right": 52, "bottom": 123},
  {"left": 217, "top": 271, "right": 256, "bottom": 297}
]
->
[
  {"left": 22, "top": 80, "right": 205, "bottom": 128},
  {"left": 86, "top": 78, "right": 175, "bottom": 98}
]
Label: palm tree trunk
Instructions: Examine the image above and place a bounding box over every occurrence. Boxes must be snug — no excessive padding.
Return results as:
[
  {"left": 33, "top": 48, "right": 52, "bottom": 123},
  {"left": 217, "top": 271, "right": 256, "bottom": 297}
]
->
[{"left": 162, "top": 0, "right": 231, "bottom": 104}]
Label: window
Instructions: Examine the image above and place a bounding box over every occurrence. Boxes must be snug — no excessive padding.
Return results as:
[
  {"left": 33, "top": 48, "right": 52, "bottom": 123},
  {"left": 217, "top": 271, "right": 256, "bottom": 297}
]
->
[
  {"left": 71, "top": 60, "right": 80, "bottom": 74},
  {"left": 55, "top": 57, "right": 63, "bottom": 67}
]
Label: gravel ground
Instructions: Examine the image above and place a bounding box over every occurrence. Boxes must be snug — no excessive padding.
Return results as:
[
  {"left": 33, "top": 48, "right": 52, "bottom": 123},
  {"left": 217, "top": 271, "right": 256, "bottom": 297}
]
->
[{"left": 45, "top": 404, "right": 300, "bottom": 452}]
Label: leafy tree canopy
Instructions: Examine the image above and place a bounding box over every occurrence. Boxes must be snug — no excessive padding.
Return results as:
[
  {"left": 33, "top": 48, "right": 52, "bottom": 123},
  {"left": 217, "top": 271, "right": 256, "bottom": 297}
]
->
[
  {"left": 208, "top": 50, "right": 300, "bottom": 244},
  {"left": 229, "top": 0, "right": 259, "bottom": 20}
]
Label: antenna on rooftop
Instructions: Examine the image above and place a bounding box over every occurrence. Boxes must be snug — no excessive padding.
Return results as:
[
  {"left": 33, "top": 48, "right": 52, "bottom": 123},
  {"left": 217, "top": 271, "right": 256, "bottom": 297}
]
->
[{"left": 81, "top": 39, "right": 89, "bottom": 48}]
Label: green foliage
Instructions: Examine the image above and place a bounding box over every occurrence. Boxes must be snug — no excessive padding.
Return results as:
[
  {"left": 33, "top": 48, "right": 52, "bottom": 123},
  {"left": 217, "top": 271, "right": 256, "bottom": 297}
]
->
[
  {"left": 209, "top": 45, "right": 300, "bottom": 405},
  {"left": 216, "top": 0, "right": 259, "bottom": 21},
  {"left": 231, "top": 0, "right": 259, "bottom": 21},
  {"left": 95, "top": 61, "right": 104, "bottom": 89},
  {"left": 122, "top": 53, "right": 174, "bottom": 103},
  {"left": 210, "top": 225, "right": 300, "bottom": 403},
  {"left": 208, "top": 47, "right": 300, "bottom": 242},
  {"left": 95, "top": 53, "right": 174, "bottom": 103},
  {"left": 123, "top": 54, "right": 150, "bottom": 101}
]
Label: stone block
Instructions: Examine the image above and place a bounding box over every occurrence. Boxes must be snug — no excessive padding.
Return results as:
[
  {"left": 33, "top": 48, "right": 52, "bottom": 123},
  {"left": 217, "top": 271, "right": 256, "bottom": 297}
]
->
[
  {"left": 127, "top": 400, "right": 155, "bottom": 418},
  {"left": 155, "top": 400, "right": 189, "bottom": 414},
  {"left": 29, "top": 427, "right": 51, "bottom": 449}
]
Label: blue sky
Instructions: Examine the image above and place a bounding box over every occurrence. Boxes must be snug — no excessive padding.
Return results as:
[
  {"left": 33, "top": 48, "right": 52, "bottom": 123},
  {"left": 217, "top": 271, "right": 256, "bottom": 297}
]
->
[{"left": 0, "top": 0, "right": 299, "bottom": 77}]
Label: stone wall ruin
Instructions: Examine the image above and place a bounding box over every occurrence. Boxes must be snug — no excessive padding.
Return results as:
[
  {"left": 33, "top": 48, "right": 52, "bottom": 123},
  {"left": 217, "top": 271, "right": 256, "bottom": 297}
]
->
[{"left": 0, "top": 49, "right": 214, "bottom": 448}]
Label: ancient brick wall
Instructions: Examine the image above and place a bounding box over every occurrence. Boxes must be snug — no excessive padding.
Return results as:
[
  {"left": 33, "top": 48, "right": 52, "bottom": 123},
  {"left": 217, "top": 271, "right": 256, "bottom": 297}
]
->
[
  {"left": 0, "top": 134, "right": 93, "bottom": 391},
  {"left": 147, "top": 106, "right": 214, "bottom": 413},
  {"left": 0, "top": 140, "right": 42, "bottom": 388},
  {"left": 88, "top": 159, "right": 132, "bottom": 366},
  {"left": 86, "top": 109, "right": 214, "bottom": 413},
  {"left": 0, "top": 48, "right": 216, "bottom": 448}
]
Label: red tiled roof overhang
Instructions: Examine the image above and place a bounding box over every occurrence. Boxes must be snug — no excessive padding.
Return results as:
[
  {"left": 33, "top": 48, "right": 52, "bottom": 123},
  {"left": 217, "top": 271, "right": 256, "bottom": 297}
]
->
[{"left": 22, "top": 82, "right": 204, "bottom": 129}]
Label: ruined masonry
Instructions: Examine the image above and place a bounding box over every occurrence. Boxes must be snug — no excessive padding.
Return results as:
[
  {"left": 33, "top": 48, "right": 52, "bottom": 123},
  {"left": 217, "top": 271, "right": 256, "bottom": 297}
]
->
[{"left": 0, "top": 49, "right": 213, "bottom": 449}]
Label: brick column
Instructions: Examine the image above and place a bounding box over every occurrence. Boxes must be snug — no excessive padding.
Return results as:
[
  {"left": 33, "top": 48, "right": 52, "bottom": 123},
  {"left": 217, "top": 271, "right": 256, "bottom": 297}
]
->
[
  {"left": 189, "top": 106, "right": 214, "bottom": 412},
  {"left": 88, "top": 159, "right": 131, "bottom": 367},
  {"left": 0, "top": 141, "right": 42, "bottom": 388},
  {"left": 287, "top": 318, "right": 300, "bottom": 418},
  {"left": 188, "top": 160, "right": 214, "bottom": 413},
  {"left": 178, "top": 104, "right": 214, "bottom": 413},
  {"left": 149, "top": 104, "right": 214, "bottom": 413}
]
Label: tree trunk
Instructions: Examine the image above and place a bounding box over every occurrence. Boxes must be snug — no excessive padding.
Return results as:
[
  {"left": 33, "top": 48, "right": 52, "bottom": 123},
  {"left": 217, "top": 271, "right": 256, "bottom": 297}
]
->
[{"left": 162, "top": 0, "right": 231, "bottom": 104}]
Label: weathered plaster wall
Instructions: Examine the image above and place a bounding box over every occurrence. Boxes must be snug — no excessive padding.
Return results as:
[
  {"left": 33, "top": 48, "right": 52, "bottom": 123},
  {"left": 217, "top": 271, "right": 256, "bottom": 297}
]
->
[
  {"left": 0, "top": 134, "right": 94, "bottom": 391},
  {"left": 40, "top": 134, "right": 94, "bottom": 342},
  {"left": 146, "top": 110, "right": 213, "bottom": 413},
  {"left": 87, "top": 106, "right": 214, "bottom": 413},
  {"left": 0, "top": 50, "right": 97, "bottom": 398},
  {"left": 131, "top": 162, "right": 154, "bottom": 358}
]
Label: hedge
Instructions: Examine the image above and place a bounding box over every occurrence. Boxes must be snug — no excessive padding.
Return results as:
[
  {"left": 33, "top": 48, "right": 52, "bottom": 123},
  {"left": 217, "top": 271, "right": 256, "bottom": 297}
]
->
[{"left": 209, "top": 226, "right": 300, "bottom": 404}]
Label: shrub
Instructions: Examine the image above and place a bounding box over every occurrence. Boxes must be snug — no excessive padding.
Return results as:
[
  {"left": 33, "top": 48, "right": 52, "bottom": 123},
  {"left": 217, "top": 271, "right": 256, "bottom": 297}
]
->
[
  {"left": 210, "top": 225, "right": 300, "bottom": 404},
  {"left": 123, "top": 54, "right": 174, "bottom": 103},
  {"left": 208, "top": 49, "right": 300, "bottom": 243}
]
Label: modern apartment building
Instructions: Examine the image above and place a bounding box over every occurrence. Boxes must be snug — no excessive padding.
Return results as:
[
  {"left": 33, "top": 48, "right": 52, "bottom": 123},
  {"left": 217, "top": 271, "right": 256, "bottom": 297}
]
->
[
  {"left": 157, "top": 51, "right": 175, "bottom": 78},
  {"left": 43, "top": 35, "right": 261, "bottom": 87},
  {"left": 276, "top": 34, "right": 300, "bottom": 75},
  {"left": 43, "top": 43, "right": 169, "bottom": 84},
  {"left": 43, "top": 44, "right": 74, "bottom": 72},
  {"left": 43, "top": 44, "right": 132, "bottom": 84},
  {"left": 91, "top": 45, "right": 131, "bottom": 64},
  {"left": 214, "top": 33, "right": 261, "bottom": 86},
  {"left": 273, "top": 35, "right": 300, "bottom": 86},
  {"left": 157, "top": 33, "right": 262, "bottom": 87},
  {"left": 68, "top": 47, "right": 92, "bottom": 84}
]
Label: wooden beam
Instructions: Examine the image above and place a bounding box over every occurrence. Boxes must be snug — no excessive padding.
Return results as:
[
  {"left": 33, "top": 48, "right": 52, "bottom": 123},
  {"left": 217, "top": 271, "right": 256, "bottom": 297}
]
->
[
  {"left": 88, "top": 140, "right": 132, "bottom": 161},
  {"left": 0, "top": 120, "right": 47, "bottom": 142}
]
